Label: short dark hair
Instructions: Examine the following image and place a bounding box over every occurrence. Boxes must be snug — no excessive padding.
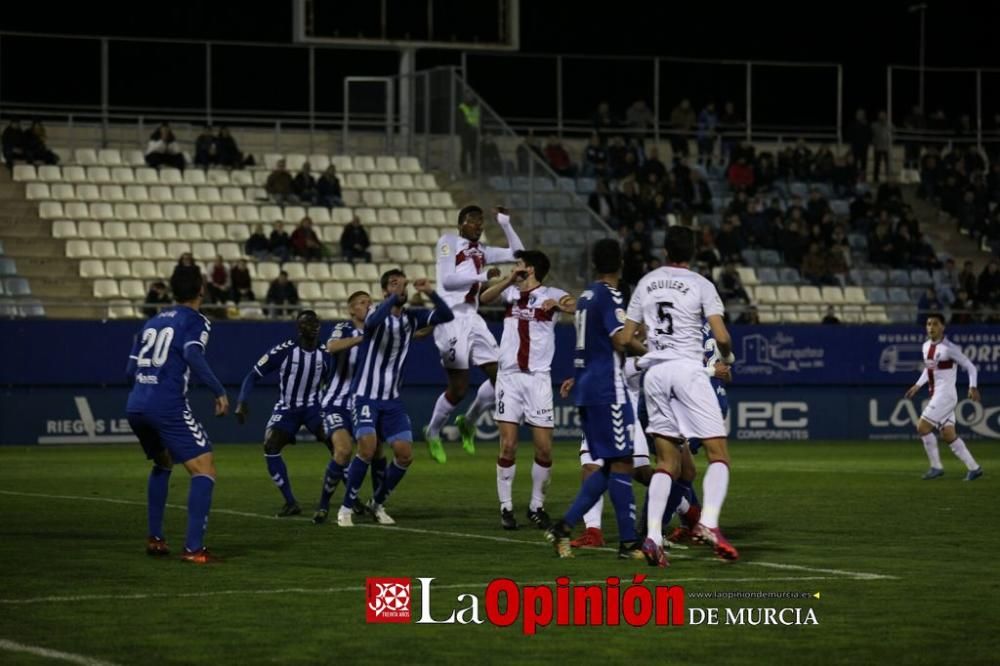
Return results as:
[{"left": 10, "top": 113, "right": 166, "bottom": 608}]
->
[
  {"left": 457, "top": 205, "right": 483, "bottom": 226},
  {"left": 514, "top": 249, "right": 551, "bottom": 282},
  {"left": 592, "top": 238, "right": 622, "bottom": 275},
  {"left": 297, "top": 309, "right": 319, "bottom": 322},
  {"left": 380, "top": 268, "right": 406, "bottom": 291},
  {"left": 926, "top": 313, "right": 946, "bottom": 325},
  {"left": 170, "top": 267, "right": 203, "bottom": 302},
  {"left": 664, "top": 226, "right": 695, "bottom": 264},
  {"left": 347, "top": 290, "right": 370, "bottom": 303}
]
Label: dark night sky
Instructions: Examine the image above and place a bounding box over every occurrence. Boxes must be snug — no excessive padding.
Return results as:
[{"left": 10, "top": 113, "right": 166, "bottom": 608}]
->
[{"left": 2, "top": 1, "right": 998, "bottom": 128}]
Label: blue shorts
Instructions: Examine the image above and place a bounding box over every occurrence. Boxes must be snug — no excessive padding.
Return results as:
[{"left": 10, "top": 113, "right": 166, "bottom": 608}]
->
[
  {"left": 128, "top": 408, "right": 213, "bottom": 464},
  {"left": 689, "top": 382, "right": 729, "bottom": 454},
  {"left": 266, "top": 404, "right": 325, "bottom": 442},
  {"left": 322, "top": 403, "right": 354, "bottom": 439},
  {"left": 353, "top": 397, "right": 413, "bottom": 443},
  {"left": 578, "top": 402, "right": 634, "bottom": 461}
]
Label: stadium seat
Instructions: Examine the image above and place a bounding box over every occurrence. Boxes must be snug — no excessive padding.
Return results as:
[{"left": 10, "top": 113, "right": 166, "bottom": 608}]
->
[
  {"left": 120, "top": 279, "right": 145, "bottom": 299},
  {"left": 385, "top": 191, "right": 408, "bottom": 208},
  {"left": 87, "top": 166, "right": 112, "bottom": 184},
  {"left": 13, "top": 165, "right": 37, "bottom": 181},
  {"left": 66, "top": 240, "right": 92, "bottom": 259},
  {"left": 178, "top": 223, "right": 204, "bottom": 240},
  {"left": 398, "top": 156, "right": 420, "bottom": 173},
  {"left": 354, "top": 263, "right": 379, "bottom": 281},
  {"left": 330, "top": 263, "right": 356, "bottom": 281},
  {"left": 167, "top": 241, "right": 192, "bottom": 258},
  {"left": 101, "top": 186, "right": 126, "bottom": 203},
  {"left": 331, "top": 208, "right": 354, "bottom": 224},
  {"left": 75, "top": 148, "right": 99, "bottom": 165},
  {"left": 364, "top": 189, "right": 387, "bottom": 208},
  {"left": 236, "top": 205, "right": 261, "bottom": 223},
  {"left": 93, "top": 279, "right": 120, "bottom": 299},
  {"left": 410, "top": 246, "right": 434, "bottom": 263},
  {"left": 401, "top": 209, "right": 424, "bottom": 226},
  {"left": 776, "top": 285, "right": 800, "bottom": 304},
  {"left": 105, "top": 259, "right": 132, "bottom": 278},
  {"left": 36, "top": 165, "right": 59, "bottom": 181},
  {"left": 778, "top": 267, "right": 802, "bottom": 284},
  {"left": 283, "top": 206, "right": 307, "bottom": 224},
  {"left": 308, "top": 154, "right": 331, "bottom": 171},
  {"left": 79, "top": 259, "right": 105, "bottom": 278},
  {"left": 371, "top": 228, "right": 394, "bottom": 244},
  {"left": 306, "top": 263, "right": 331, "bottom": 281},
  {"left": 430, "top": 192, "right": 454, "bottom": 208},
  {"left": 97, "top": 149, "right": 122, "bottom": 166},
  {"left": 135, "top": 167, "right": 158, "bottom": 184},
  {"left": 131, "top": 260, "right": 158, "bottom": 279},
  {"left": 72, "top": 184, "right": 97, "bottom": 201},
  {"left": 352, "top": 156, "right": 375, "bottom": 172},
  {"left": 866, "top": 305, "right": 890, "bottom": 324},
  {"left": 50, "top": 183, "right": 76, "bottom": 200},
  {"left": 355, "top": 208, "right": 376, "bottom": 225},
  {"left": 425, "top": 209, "right": 446, "bottom": 225},
  {"left": 192, "top": 242, "right": 216, "bottom": 261},
  {"left": 260, "top": 206, "right": 283, "bottom": 223},
  {"left": 740, "top": 249, "right": 760, "bottom": 266},
  {"left": 820, "top": 286, "right": 845, "bottom": 304},
  {"left": 864, "top": 269, "right": 888, "bottom": 285},
  {"left": 415, "top": 174, "right": 437, "bottom": 189},
  {"left": 307, "top": 207, "right": 331, "bottom": 224},
  {"left": 174, "top": 186, "right": 197, "bottom": 203},
  {"left": 888, "top": 269, "right": 911, "bottom": 286},
  {"left": 90, "top": 240, "right": 116, "bottom": 259},
  {"left": 387, "top": 246, "right": 410, "bottom": 263},
  {"left": 319, "top": 225, "right": 342, "bottom": 243},
  {"left": 843, "top": 286, "right": 866, "bottom": 304},
  {"left": 395, "top": 227, "right": 417, "bottom": 244},
  {"left": 798, "top": 285, "right": 822, "bottom": 304},
  {"left": 239, "top": 302, "right": 265, "bottom": 319},
  {"left": 212, "top": 205, "right": 236, "bottom": 223},
  {"left": 331, "top": 155, "right": 353, "bottom": 172},
  {"left": 416, "top": 227, "right": 438, "bottom": 245},
  {"left": 392, "top": 174, "right": 415, "bottom": 190},
  {"left": 202, "top": 224, "right": 227, "bottom": 241},
  {"left": 736, "top": 266, "right": 758, "bottom": 286},
  {"left": 754, "top": 285, "right": 778, "bottom": 303},
  {"left": 106, "top": 300, "right": 137, "bottom": 319},
  {"left": 283, "top": 263, "right": 306, "bottom": 281},
  {"left": 183, "top": 170, "right": 207, "bottom": 186},
  {"left": 887, "top": 287, "right": 910, "bottom": 304},
  {"left": 163, "top": 204, "right": 189, "bottom": 222},
  {"left": 346, "top": 173, "right": 369, "bottom": 189},
  {"left": 299, "top": 281, "right": 323, "bottom": 300},
  {"left": 151, "top": 221, "right": 178, "bottom": 240},
  {"left": 52, "top": 220, "right": 78, "bottom": 239},
  {"left": 159, "top": 169, "right": 183, "bottom": 185},
  {"left": 124, "top": 185, "right": 149, "bottom": 202},
  {"left": 113, "top": 203, "right": 140, "bottom": 220},
  {"left": 144, "top": 242, "right": 169, "bottom": 260},
  {"left": 322, "top": 282, "right": 348, "bottom": 301},
  {"left": 910, "top": 269, "right": 933, "bottom": 287},
  {"left": 112, "top": 167, "right": 135, "bottom": 184},
  {"left": 104, "top": 221, "right": 129, "bottom": 239},
  {"left": 341, "top": 190, "right": 361, "bottom": 207},
  {"left": 257, "top": 262, "right": 280, "bottom": 281},
  {"left": 39, "top": 201, "right": 64, "bottom": 219},
  {"left": 756, "top": 267, "right": 779, "bottom": 284},
  {"left": 188, "top": 205, "right": 212, "bottom": 222},
  {"left": 25, "top": 183, "right": 49, "bottom": 200},
  {"left": 408, "top": 192, "right": 431, "bottom": 207},
  {"left": 149, "top": 185, "right": 173, "bottom": 202},
  {"left": 370, "top": 173, "right": 392, "bottom": 189},
  {"left": 63, "top": 165, "right": 86, "bottom": 183},
  {"left": 226, "top": 224, "right": 251, "bottom": 242},
  {"left": 221, "top": 186, "right": 244, "bottom": 203},
  {"left": 197, "top": 186, "right": 222, "bottom": 203}
]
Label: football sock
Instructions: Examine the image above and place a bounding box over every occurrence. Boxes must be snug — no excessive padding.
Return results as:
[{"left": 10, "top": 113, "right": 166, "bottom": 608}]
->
[
  {"left": 608, "top": 472, "right": 637, "bottom": 543},
  {"left": 700, "top": 462, "right": 730, "bottom": 529},
  {"left": 340, "top": 456, "right": 371, "bottom": 511},
  {"left": 645, "top": 470, "right": 672, "bottom": 546},
  {"left": 529, "top": 458, "right": 552, "bottom": 511},
  {"left": 921, "top": 433, "right": 942, "bottom": 468},
  {"left": 373, "top": 461, "right": 408, "bottom": 505},
  {"left": 497, "top": 457, "right": 515, "bottom": 511},
  {"left": 371, "top": 455, "right": 388, "bottom": 497},
  {"left": 265, "top": 453, "right": 296, "bottom": 504},
  {"left": 426, "top": 393, "right": 458, "bottom": 439},
  {"left": 583, "top": 496, "right": 604, "bottom": 530},
  {"left": 147, "top": 465, "right": 171, "bottom": 539},
  {"left": 318, "top": 459, "right": 346, "bottom": 511},
  {"left": 949, "top": 438, "right": 979, "bottom": 471},
  {"left": 677, "top": 497, "right": 690, "bottom": 515},
  {"left": 564, "top": 470, "right": 609, "bottom": 527},
  {"left": 465, "top": 381, "right": 496, "bottom": 423},
  {"left": 662, "top": 480, "right": 686, "bottom": 528},
  {"left": 185, "top": 474, "right": 214, "bottom": 552},
  {"left": 678, "top": 477, "right": 700, "bottom": 507}
]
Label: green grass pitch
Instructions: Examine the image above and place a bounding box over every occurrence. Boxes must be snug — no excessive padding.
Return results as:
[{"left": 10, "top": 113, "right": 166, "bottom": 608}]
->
[{"left": 0, "top": 440, "right": 998, "bottom": 665}]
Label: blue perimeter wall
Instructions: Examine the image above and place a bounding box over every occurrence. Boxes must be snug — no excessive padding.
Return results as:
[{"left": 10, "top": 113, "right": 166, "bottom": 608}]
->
[{"left": 2, "top": 320, "right": 999, "bottom": 445}]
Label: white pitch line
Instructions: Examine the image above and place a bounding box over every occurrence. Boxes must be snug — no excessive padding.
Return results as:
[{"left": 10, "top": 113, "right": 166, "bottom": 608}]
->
[
  {"left": 0, "top": 576, "right": 839, "bottom": 606},
  {"left": 0, "top": 490, "right": 898, "bottom": 581},
  {"left": 0, "top": 638, "right": 119, "bottom": 666}
]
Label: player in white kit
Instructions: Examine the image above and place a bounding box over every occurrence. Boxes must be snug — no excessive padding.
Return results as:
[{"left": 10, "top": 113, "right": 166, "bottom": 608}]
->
[
  {"left": 424, "top": 205, "right": 525, "bottom": 463},
  {"left": 480, "top": 250, "right": 575, "bottom": 530},
  {"left": 623, "top": 226, "right": 739, "bottom": 565},
  {"left": 904, "top": 314, "right": 984, "bottom": 481}
]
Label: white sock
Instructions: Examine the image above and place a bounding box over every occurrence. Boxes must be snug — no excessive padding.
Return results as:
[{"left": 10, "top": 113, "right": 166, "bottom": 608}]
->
[
  {"left": 645, "top": 471, "right": 672, "bottom": 547},
  {"left": 949, "top": 438, "right": 979, "bottom": 471},
  {"left": 465, "top": 381, "right": 495, "bottom": 423},
  {"left": 529, "top": 460, "right": 551, "bottom": 511},
  {"left": 583, "top": 495, "right": 604, "bottom": 529},
  {"left": 677, "top": 497, "right": 690, "bottom": 516},
  {"left": 427, "top": 392, "right": 457, "bottom": 438},
  {"left": 921, "top": 433, "right": 942, "bottom": 469},
  {"left": 699, "top": 462, "right": 730, "bottom": 529},
  {"left": 497, "top": 459, "right": 515, "bottom": 511}
]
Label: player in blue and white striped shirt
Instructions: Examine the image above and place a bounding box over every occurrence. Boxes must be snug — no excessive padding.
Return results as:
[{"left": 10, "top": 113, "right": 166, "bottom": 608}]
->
[
  {"left": 337, "top": 269, "right": 454, "bottom": 527},
  {"left": 235, "top": 310, "right": 334, "bottom": 517}
]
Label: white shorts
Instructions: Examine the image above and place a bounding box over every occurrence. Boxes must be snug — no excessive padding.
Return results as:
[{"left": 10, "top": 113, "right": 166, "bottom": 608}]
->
[
  {"left": 433, "top": 314, "right": 500, "bottom": 370},
  {"left": 494, "top": 371, "right": 553, "bottom": 428},
  {"left": 643, "top": 360, "right": 727, "bottom": 440},
  {"left": 921, "top": 393, "right": 957, "bottom": 429},
  {"left": 579, "top": 420, "right": 650, "bottom": 467}
]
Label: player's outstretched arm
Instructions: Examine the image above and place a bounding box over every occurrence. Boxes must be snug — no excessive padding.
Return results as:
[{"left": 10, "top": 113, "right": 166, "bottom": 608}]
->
[
  {"left": 414, "top": 278, "right": 455, "bottom": 324},
  {"left": 327, "top": 335, "right": 364, "bottom": 355},
  {"left": 479, "top": 268, "right": 524, "bottom": 304},
  {"left": 364, "top": 292, "right": 401, "bottom": 335},
  {"left": 483, "top": 207, "right": 525, "bottom": 263}
]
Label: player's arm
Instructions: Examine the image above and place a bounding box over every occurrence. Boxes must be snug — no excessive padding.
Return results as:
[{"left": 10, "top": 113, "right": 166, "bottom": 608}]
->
[
  {"left": 183, "top": 320, "right": 228, "bottom": 416},
  {"left": 480, "top": 269, "right": 524, "bottom": 305},
  {"left": 364, "top": 292, "right": 402, "bottom": 336},
  {"left": 235, "top": 345, "right": 286, "bottom": 422},
  {"left": 125, "top": 336, "right": 141, "bottom": 384},
  {"left": 437, "top": 236, "right": 488, "bottom": 292},
  {"left": 541, "top": 290, "right": 577, "bottom": 314},
  {"left": 326, "top": 326, "right": 364, "bottom": 354},
  {"left": 414, "top": 278, "right": 455, "bottom": 325},
  {"left": 905, "top": 369, "right": 928, "bottom": 399},
  {"left": 705, "top": 314, "right": 734, "bottom": 363},
  {"left": 483, "top": 208, "right": 525, "bottom": 263},
  {"left": 710, "top": 362, "right": 733, "bottom": 384},
  {"left": 950, "top": 345, "right": 981, "bottom": 401},
  {"left": 413, "top": 326, "right": 435, "bottom": 340}
]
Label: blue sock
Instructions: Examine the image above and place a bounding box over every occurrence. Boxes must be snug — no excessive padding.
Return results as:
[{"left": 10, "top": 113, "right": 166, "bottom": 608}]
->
[
  {"left": 663, "top": 480, "right": 686, "bottom": 527},
  {"left": 678, "top": 478, "right": 700, "bottom": 508},
  {"left": 564, "top": 470, "right": 609, "bottom": 527},
  {"left": 265, "top": 454, "right": 296, "bottom": 504},
  {"left": 341, "top": 456, "right": 371, "bottom": 511},
  {"left": 637, "top": 492, "right": 649, "bottom": 537},
  {"left": 147, "top": 465, "right": 171, "bottom": 539},
  {"left": 318, "top": 459, "right": 346, "bottom": 511},
  {"left": 185, "top": 475, "right": 215, "bottom": 552},
  {"left": 374, "top": 461, "right": 408, "bottom": 505},
  {"left": 371, "top": 456, "right": 388, "bottom": 498},
  {"left": 608, "top": 472, "right": 637, "bottom": 542}
]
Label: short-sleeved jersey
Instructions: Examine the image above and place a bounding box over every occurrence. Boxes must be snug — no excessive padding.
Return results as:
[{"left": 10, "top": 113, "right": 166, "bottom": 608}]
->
[
  {"left": 626, "top": 265, "right": 724, "bottom": 365},
  {"left": 573, "top": 281, "right": 627, "bottom": 406},
  {"left": 920, "top": 337, "right": 978, "bottom": 397},
  {"left": 436, "top": 233, "right": 517, "bottom": 316},
  {"left": 253, "top": 340, "right": 332, "bottom": 410},
  {"left": 498, "top": 284, "right": 568, "bottom": 374},
  {"left": 701, "top": 319, "right": 727, "bottom": 395},
  {"left": 127, "top": 306, "right": 212, "bottom": 414},
  {"left": 352, "top": 305, "right": 439, "bottom": 400},
  {"left": 322, "top": 320, "right": 363, "bottom": 409}
]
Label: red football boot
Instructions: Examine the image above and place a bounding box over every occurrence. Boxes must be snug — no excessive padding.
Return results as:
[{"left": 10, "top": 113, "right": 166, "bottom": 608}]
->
[{"left": 570, "top": 527, "right": 606, "bottom": 548}]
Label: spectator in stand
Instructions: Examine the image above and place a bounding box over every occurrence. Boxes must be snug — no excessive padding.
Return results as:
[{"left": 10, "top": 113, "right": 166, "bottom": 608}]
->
[
  {"left": 581, "top": 132, "right": 608, "bottom": 178},
  {"left": 715, "top": 216, "right": 743, "bottom": 263},
  {"left": 615, "top": 180, "right": 642, "bottom": 228},
  {"left": 801, "top": 242, "right": 836, "bottom": 286},
  {"left": 588, "top": 179, "right": 617, "bottom": 226},
  {"left": 194, "top": 126, "right": 217, "bottom": 168},
  {"left": 266, "top": 159, "right": 296, "bottom": 205},
  {"left": 959, "top": 260, "right": 978, "bottom": 298},
  {"left": 639, "top": 145, "right": 667, "bottom": 182},
  {"left": 727, "top": 156, "right": 755, "bottom": 193},
  {"left": 2, "top": 119, "right": 28, "bottom": 169},
  {"left": 622, "top": 239, "right": 651, "bottom": 288},
  {"left": 481, "top": 134, "right": 503, "bottom": 174},
  {"left": 848, "top": 109, "right": 872, "bottom": 178},
  {"left": 831, "top": 153, "right": 857, "bottom": 197},
  {"left": 934, "top": 258, "right": 959, "bottom": 304},
  {"left": 956, "top": 189, "right": 985, "bottom": 237},
  {"left": 950, "top": 289, "right": 976, "bottom": 324},
  {"left": 145, "top": 122, "right": 185, "bottom": 170},
  {"left": 871, "top": 111, "right": 891, "bottom": 183},
  {"left": 591, "top": 101, "right": 618, "bottom": 137},
  {"left": 688, "top": 170, "right": 714, "bottom": 214},
  {"left": 215, "top": 127, "right": 247, "bottom": 168},
  {"left": 269, "top": 221, "right": 291, "bottom": 262},
  {"left": 458, "top": 90, "right": 480, "bottom": 174},
  {"left": 230, "top": 259, "right": 254, "bottom": 304},
  {"left": 822, "top": 305, "right": 841, "bottom": 324},
  {"left": 911, "top": 232, "right": 940, "bottom": 273},
  {"left": 719, "top": 262, "right": 750, "bottom": 303},
  {"left": 736, "top": 305, "right": 761, "bottom": 324},
  {"left": 718, "top": 101, "right": 742, "bottom": 165},
  {"left": 206, "top": 255, "right": 230, "bottom": 304},
  {"left": 23, "top": 121, "right": 58, "bottom": 165},
  {"left": 696, "top": 102, "right": 718, "bottom": 166},
  {"left": 265, "top": 271, "right": 300, "bottom": 319},
  {"left": 916, "top": 287, "right": 942, "bottom": 325},
  {"left": 340, "top": 215, "right": 372, "bottom": 263},
  {"left": 754, "top": 153, "right": 776, "bottom": 192},
  {"left": 245, "top": 223, "right": 269, "bottom": 260},
  {"left": 316, "top": 164, "right": 343, "bottom": 208},
  {"left": 605, "top": 136, "right": 628, "bottom": 179},
  {"left": 292, "top": 162, "right": 318, "bottom": 205},
  {"left": 544, "top": 136, "right": 576, "bottom": 177},
  {"left": 978, "top": 260, "right": 1000, "bottom": 309},
  {"left": 142, "top": 281, "right": 172, "bottom": 318},
  {"left": 625, "top": 99, "right": 654, "bottom": 143},
  {"left": 826, "top": 244, "right": 849, "bottom": 286},
  {"left": 290, "top": 217, "right": 323, "bottom": 261},
  {"left": 172, "top": 252, "right": 200, "bottom": 283},
  {"left": 868, "top": 221, "right": 896, "bottom": 266},
  {"left": 669, "top": 99, "right": 696, "bottom": 158},
  {"left": 918, "top": 150, "right": 942, "bottom": 201}
]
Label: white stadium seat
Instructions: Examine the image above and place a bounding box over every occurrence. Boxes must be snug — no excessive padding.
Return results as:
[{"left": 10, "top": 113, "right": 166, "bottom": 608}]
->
[
  {"left": 52, "top": 220, "right": 78, "bottom": 239},
  {"left": 77, "top": 221, "right": 104, "bottom": 239},
  {"left": 79, "top": 259, "right": 105, "bottom": 278},
  {"left": 93, "top": 279, "right": 121, "bottom": 298}
]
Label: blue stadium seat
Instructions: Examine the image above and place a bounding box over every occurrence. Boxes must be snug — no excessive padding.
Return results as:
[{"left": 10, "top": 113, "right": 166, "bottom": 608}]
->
[
  {"left": 539, "top": 193, "right": 570, "bottom": 207},
  {"left": 759, "top": 249, "right": 782, "bottom": 266},
  {"left": 864, "top": 269, "right": 889, "bottom": 285},
  {"left": 0, "top": 298, "right": 16, "bottom": 317},
  {"left": 511, "top": 177, "right": 531, "bottom": 191},
  {"left": 813, "top": 183, "right": 833, "bottom": 198},
  {"left": 545, "top": 211, "right": 567, "bottom": 227},
  {"left": 910, "top": 269, "right": 933, "bottom": 287},
  {"left": 909, "top": 287, "right": 929, "bottom": 301},
  {"left": 888, "top": 270, "right": 911, "bottom": 286},
  {"left": 789, "top": 182, "right": 809, "bottom": 198},
  {"left": 508, "top": 194, "right": 528, "bottom": 209},
  {"left": 866, "top": 287, "right": 889, "bottom": 304},
  {"left": 652, "top": 230, "right": 665, "bottom": 248},
  {"left": 18, "top": 299, "right": 45, "bottom": 318},
  {"left": 0, "top": 258, "right": 15, "bottom": 277},
  {"left": 830, "top": 200, "right": 851, "bottom": 216},
  {"left": 741, "top": 249, "right": 760, "bottom": 266},
  {"left": 3, "top": 277, "right": 30, "bottom": 296},
  {"left": 888, "top": 287, "right": 911, "bottom": 303},
  {"left": 847, "top": 234, "right": 868, "bottom": 250},
  {"left": 848, "top": 269, "right": 866, "bottom": 286},
  {"left": 756, "top": 267, "right": 780, "bottom": 284},
  {"left": 778, "top": 267, "right": 802, "bottom": 284},
  {"left": 556, "top": 178, "right": 576, "bottom": 193},
  {"left": 568, "top": 211, "right": 593, "bottom": 226},
  {"left": 575, "top": 178, "right": 597, "bottom": 194},
  {"left": 488, "top": 176, "right": 510, "bottom": 191},
  {"left": 887, "top": 305, "right": 914, "bottom": 323},
  {"left": 533, "top": 178, "right": 556, "bottom": 192}
]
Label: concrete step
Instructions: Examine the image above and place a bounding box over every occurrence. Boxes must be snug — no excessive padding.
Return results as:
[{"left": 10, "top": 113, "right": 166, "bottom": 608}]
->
[
  {"left": 2, "top": 237, "right": 66, "bottom": 258},
  {"left": 0, "top": 202, "right": 41, "bottom": 216},
  {"left": 44, "top": 304, "right": 110, "bottom": 320},
  {"left": 10, "top": 257, "right": 80, "bottom": 279},
  {"left": 24, "top": 276, "right": 92, "bottom": 299},
  {"left": 0, "top": 220, "right": 53, "bottom": 239}
]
